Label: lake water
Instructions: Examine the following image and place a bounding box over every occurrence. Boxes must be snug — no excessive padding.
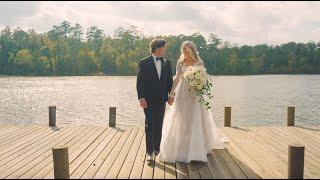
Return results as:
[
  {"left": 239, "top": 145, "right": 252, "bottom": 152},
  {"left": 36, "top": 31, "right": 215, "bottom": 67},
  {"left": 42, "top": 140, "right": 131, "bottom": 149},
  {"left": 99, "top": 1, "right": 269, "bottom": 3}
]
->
[{"left": 0, "top": 75, "right": 319, "bottom": 127}]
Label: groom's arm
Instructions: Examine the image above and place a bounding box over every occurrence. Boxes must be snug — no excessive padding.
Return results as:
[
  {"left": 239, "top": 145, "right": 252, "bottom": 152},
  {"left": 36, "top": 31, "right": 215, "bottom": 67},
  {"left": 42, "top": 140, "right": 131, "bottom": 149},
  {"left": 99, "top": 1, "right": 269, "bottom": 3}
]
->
[
  {"left": 167, "top": 60, "right": 173, "bottom": 97},
  {"left": 136, "top": 60, "right": 145, "bottom": 100}
]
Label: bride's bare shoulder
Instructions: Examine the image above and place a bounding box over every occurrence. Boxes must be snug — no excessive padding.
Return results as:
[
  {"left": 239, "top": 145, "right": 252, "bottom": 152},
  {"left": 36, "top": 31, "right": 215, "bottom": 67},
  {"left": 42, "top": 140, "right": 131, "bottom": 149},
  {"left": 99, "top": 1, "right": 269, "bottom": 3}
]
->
[
  {"left": 178, "top": 60, "right": 186, "bottom": 66},
  {"left": 196, "top": 60, "right": 204, "bottom": 66},
  {"left": 176, "top": 60, "right": 182, "bottom": 67}
]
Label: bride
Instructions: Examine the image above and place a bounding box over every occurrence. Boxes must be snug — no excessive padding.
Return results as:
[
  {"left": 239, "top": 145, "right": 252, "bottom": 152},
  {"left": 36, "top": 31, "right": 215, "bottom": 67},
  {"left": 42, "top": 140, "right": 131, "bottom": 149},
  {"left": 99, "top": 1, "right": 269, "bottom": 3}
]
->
[{"left": 159, "top": 41, "right": 227, "bottom": 163}]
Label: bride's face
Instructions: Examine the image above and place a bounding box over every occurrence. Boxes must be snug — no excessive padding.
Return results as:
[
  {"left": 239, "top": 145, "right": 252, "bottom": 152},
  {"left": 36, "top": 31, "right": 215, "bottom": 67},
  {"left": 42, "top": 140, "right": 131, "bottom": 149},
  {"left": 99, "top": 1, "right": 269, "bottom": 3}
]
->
[{"left": 183, "top": 46, "right": 192, "bottom": 59}]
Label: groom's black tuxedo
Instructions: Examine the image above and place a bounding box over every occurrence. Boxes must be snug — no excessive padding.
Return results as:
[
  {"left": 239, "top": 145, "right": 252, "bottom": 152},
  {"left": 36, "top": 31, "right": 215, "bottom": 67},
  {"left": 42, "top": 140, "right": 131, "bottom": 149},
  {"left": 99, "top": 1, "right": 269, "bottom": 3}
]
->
[
  {"left": 136, "top": 55, "right": 173, "bottom": 154},
  {"left": 137, "top": 55, "right": 173, "bottom": 106}
]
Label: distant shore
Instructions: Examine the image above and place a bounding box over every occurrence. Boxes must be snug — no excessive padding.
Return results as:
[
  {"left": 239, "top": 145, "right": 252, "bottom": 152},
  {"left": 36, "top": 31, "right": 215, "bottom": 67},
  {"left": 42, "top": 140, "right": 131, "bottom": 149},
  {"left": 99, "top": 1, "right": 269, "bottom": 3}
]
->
[{"left": 1, "top": 73, "right": 320, "bottom": 78}]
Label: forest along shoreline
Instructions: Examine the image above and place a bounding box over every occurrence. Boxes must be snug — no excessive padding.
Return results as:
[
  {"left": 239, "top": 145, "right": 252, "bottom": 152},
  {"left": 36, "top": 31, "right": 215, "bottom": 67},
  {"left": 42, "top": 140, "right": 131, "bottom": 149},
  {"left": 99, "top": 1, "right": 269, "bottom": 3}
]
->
[{"left": 1, "top": 21, "right": 320, "bottom": 77}]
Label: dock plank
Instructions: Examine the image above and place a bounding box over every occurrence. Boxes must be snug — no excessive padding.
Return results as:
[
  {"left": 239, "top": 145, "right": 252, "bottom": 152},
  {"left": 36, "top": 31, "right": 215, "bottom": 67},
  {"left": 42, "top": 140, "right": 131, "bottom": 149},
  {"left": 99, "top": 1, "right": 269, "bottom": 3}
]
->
[
  {"left": 0, "top": 126, "right": 40, "bottom": 146},
  {"left": 129, "top": 133, "right": 146, "bottom": 179},
  {"left": 9, "top": 126, "right": 88, "bottom": 179},
  {"left": 65, "top": 127, "right": 112, "bottom": 175},
  {"left": 43, "top": 126, "right": 107, "bottom": 179},
  {"left": 225, "top": 127, "right": 288, "bottom": 178},
  {"left": 164, "top": 162, "right": 176, "bottom": 179},
  {"left": 71, "top": 128, "right": 117, "bottom": 178},
  {"left": 197, "top": 161, "right": 212, "bottom": 179},
  {"left": 0, "top": 126, "right": 78, "bottom": 178},
  {"left": 186, "top": 161, "right": 201, "bottom": 179},
  {"left": 0, "top": 127, "right": 63, "bottom": 163},
  {"left": 221, "top": 128, "right": 275, "bottom": 179},
  {"left": 31, "top": 126, "right": 102, "bottom": 179},
  {"left": 0, "top": 126, "right": 52, "bottom": 156},
  {"left": 0, "top": 126, "right": 29, "bottom": 140},
  {"left": 176, "top": 162, "right": 189, "bottom": 179},
  {"left": 153, "top": 156, "right": 165, "bottom": 179},
  {"left": 117, "top": 128, "right": 144, "bottom": 179},
  {"left": 106, "top": 128, "right": 139, "bottom": 179},
  {"left": 141, "top": 156, "right": 154, "bottom": 179},
  {"left": 81, "top": 129, "right": 124, "bottom": 179},
  {"left": 93, "top": 128, "right": 133, "bottom": 179},
  {"left": 217, "top": 149, "right": 247, "bottom": 179},
  {"left": 20, "top": 126, "right": 93, "bottom": 179},
  {"left": 0, "top": 125, "right": 318, "bottom": 179}
]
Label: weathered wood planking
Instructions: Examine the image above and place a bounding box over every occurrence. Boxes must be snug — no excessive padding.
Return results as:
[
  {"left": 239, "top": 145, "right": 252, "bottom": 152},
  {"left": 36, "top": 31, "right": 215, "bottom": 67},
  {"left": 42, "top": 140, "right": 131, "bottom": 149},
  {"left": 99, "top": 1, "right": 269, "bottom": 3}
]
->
[{"left": 0, "top": 125, "right": 318, "bottom": 179}]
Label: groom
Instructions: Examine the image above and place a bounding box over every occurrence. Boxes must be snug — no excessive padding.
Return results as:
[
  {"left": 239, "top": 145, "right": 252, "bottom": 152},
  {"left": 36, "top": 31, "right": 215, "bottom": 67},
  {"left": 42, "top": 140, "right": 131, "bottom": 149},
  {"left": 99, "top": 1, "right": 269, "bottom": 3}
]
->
[{"left": 136, "top": 39, "right": 174, "bottom": 162}]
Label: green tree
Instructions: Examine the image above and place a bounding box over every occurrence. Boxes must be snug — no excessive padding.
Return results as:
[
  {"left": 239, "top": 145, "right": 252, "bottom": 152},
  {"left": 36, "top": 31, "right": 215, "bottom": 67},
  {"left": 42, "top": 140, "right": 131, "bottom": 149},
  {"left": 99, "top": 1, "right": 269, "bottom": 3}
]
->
[
  {"left": 87, "top": 26, "right": 104, "bottom": 53},
  {"left": 1, "top": 21, "right": 320, "bottom": 76},
  {"left": 12, "top": 49, "right": 33, "bottom": 74}
]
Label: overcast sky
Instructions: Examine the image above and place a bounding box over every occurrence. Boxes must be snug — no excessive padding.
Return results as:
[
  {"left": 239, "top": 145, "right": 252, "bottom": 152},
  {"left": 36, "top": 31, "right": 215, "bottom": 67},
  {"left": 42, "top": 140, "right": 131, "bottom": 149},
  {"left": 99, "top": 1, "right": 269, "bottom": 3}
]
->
[{"left": 0, "top": 1, "right": 319, "bottom": 45}]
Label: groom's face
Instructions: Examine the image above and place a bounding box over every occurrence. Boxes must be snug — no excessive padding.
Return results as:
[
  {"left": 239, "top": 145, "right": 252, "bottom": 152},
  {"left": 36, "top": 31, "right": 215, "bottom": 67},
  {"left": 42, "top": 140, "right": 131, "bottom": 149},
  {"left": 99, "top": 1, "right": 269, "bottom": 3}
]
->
[{"left": 157, "top": 46, "right": 166, "bottom": 57}]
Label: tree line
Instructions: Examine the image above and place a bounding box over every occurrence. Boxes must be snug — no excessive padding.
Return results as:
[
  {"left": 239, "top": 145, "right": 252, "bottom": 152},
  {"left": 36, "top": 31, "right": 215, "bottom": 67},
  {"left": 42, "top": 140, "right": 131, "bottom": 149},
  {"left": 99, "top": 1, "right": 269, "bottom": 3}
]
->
[{"left": 1, "top": 21, "right": 320, "bottom": 76}]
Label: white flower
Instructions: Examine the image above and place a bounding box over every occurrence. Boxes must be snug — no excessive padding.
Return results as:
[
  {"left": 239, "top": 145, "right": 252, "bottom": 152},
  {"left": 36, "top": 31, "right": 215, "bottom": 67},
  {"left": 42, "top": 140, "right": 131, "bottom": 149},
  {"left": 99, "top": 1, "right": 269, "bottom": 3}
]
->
[
  {"left": 196, "top": 84, "right": 203, "bottom": 90},
  {"left": 189, "top": 79, "right": 196, "bottom": 86},
  {"left": 195, "top": 73, "right": 201, "bottom": 80},
  {"left": 182, "top": 65, "right": 213, "bottom": 110}
]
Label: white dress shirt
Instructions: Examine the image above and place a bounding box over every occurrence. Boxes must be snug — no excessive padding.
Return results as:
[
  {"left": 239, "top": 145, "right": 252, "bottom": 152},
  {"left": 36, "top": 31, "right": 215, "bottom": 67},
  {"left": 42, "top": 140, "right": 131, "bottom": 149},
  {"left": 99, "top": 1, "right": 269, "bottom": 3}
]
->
[{"left": 152, "top": 54, "right": 162, "bottom": 79}]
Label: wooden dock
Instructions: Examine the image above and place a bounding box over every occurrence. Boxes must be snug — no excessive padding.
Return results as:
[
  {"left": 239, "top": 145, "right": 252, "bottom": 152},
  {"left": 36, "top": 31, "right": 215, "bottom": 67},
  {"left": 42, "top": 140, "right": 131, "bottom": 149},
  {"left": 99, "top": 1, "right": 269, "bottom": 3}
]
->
[{"left": 0, "top": 125, "right": 319, "bottom": 179}]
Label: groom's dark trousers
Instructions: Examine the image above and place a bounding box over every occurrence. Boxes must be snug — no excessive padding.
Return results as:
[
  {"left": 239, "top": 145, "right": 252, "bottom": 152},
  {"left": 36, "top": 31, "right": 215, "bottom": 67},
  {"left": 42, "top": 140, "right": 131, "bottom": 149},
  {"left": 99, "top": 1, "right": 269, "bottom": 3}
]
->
[
  {"left": 136, "top": 55, "right": 173, "bottom": 155},
  {"left": 144, "top": 103, "right": 166, "bottom": 154}
]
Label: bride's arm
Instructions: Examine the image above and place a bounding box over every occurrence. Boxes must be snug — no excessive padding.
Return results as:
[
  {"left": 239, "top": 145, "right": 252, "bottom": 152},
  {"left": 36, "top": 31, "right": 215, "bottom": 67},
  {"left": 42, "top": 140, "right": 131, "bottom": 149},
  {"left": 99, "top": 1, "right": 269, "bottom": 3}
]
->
[
  {"left": 169, "top": 61, "right": 182, "bottom": 97},
  {"left": 198, "top": 60, "right": 205, "bottom": 68}
]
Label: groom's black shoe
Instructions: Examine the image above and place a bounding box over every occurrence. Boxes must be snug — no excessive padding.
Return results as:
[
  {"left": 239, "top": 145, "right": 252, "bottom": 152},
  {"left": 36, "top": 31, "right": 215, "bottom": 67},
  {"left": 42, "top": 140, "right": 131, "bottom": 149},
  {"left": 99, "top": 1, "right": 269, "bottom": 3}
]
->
[
  {"left": 146, "top": 153, "right": 153, "bottom": 162},
  {"left": 154, "top": 150, "right": 160, "bottom": 156}
]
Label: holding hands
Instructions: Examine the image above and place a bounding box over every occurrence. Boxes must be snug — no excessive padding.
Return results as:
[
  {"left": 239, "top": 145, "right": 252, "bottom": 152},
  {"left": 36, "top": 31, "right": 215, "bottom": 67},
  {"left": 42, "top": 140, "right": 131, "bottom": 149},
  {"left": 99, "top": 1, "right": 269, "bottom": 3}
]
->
[
  {"left": 168, "top": 95, "right": 175, "bottom": 105},
  {"left": 139, "top": 96, "right": 174, "bottom": 108},
  {"left": 139, "top": 98, "right": 148, "bottom": 108}
]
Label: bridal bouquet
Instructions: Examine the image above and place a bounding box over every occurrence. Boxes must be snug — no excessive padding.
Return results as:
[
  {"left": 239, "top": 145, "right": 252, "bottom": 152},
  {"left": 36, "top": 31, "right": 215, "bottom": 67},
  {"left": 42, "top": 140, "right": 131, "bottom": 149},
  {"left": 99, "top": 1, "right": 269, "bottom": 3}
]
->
[{"left": 183, "top": 66, "right": 213, "bottom": 109}]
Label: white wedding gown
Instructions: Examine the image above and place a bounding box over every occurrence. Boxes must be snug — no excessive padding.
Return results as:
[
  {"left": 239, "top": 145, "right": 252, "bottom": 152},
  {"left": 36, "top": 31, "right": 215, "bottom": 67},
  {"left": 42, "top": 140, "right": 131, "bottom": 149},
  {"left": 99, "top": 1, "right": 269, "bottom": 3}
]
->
[{"left": 159, "top": 60, "right": 227, "bottom": 163}]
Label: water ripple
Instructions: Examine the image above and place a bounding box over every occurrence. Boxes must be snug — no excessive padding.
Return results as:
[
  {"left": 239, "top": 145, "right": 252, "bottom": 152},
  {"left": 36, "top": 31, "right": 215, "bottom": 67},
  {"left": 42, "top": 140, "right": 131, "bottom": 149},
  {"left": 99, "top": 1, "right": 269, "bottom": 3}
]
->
[{"left": 0, "top": 75, "right": 319, "bottom": 127}]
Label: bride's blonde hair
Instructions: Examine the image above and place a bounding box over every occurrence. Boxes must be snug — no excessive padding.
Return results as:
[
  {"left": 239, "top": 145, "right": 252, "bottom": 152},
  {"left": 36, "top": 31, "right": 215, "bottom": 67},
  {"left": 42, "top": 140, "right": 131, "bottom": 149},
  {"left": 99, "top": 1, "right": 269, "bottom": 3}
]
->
[{"left": 178, "top": 41, "right": 203, "bottom": 64}]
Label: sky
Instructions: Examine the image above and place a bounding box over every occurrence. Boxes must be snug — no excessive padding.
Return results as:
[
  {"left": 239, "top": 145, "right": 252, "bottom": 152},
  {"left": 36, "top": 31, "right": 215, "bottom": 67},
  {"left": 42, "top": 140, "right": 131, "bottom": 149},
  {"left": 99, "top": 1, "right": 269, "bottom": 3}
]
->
[{"left": 0, "top": 1, "right": 319, "bottom": 45}]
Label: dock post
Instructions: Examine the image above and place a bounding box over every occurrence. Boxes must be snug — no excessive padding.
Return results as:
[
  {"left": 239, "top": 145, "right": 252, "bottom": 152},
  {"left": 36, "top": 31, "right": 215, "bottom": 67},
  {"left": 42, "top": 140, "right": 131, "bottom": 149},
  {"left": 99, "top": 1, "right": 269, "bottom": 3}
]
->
[
  {"left": 288, "top": 144, "right": 304, "bottom": 179},
  {"left": 224, "top": 107, "right": 231, "bottom": 127},
  {"left": 109, "top": 107, "right": 116, "bottom": 127},
  {"left": 49, "top": 106, "right": 56, "bottom": 127},
  {"left": 287, "top": 106, "right": 295, "bottom": 126},
  {"left": 53, "top": 147, "right": 69, "bottom": 179}
]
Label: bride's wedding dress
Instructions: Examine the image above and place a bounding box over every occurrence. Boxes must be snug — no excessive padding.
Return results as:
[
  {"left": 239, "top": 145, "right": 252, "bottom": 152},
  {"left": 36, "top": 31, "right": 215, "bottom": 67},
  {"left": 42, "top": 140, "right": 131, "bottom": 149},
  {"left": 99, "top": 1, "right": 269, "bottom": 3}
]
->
[{"left": 159, "top": 60, "right": 227, "bottom": 163}]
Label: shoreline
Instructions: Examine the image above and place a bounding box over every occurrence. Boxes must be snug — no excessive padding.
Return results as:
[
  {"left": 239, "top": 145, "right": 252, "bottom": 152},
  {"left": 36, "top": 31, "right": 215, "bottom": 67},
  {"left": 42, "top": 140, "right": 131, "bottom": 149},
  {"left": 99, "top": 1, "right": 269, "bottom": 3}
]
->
[{"left": 1, "top": 73, "right": 320, "bottom": 78}]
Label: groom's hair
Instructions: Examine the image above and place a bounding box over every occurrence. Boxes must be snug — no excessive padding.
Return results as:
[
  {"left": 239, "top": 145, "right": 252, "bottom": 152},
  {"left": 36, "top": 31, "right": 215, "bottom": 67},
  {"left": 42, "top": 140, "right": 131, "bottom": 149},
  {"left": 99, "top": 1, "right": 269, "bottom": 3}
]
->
[{"left": 150, "top": 39, "right": 166, "bottom": 53}]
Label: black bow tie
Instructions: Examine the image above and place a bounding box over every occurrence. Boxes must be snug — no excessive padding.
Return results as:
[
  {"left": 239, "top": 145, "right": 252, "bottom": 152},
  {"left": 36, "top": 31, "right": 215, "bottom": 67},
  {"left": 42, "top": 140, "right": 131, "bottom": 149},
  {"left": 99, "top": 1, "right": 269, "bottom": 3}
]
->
[{"left": 156, "top": 57, "right": 161, "bottom": 61}]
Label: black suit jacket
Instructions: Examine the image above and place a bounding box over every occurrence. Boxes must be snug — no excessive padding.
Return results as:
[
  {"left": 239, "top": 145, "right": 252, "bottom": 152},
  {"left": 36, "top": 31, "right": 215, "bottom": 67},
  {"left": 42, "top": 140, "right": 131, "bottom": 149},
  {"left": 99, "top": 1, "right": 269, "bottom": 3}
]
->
[{"left": 136, "top": 55, "right": 173, "bottom": 107}]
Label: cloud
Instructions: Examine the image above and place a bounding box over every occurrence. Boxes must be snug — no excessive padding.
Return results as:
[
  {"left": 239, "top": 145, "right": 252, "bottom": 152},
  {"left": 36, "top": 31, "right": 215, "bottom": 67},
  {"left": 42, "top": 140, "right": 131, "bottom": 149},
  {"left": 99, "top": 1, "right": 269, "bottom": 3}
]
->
[
  {"left": 0, "top": 1, "right": 39, "bottom": 25},
  {"left": 0, "top": 1, "right": 319, "bottom": 45}
]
